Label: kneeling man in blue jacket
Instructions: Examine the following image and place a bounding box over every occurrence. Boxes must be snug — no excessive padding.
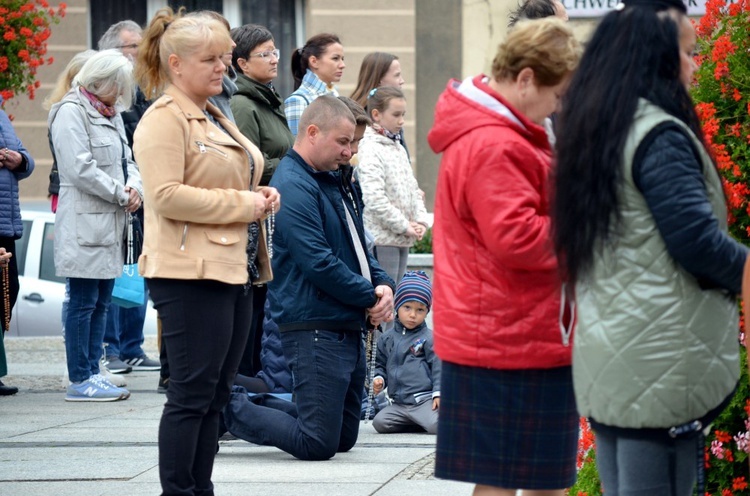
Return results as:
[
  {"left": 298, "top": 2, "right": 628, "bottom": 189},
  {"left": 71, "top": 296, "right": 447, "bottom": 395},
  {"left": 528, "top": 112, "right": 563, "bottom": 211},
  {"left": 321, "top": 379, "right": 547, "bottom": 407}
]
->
[{"left": 224, "top": 95, "right": 395, "bottom": 460}]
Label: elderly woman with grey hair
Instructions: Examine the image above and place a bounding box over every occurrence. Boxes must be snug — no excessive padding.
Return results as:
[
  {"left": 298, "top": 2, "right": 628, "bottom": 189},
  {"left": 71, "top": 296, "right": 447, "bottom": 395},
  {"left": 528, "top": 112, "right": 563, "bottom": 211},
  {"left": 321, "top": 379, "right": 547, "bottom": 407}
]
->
[{"left": 48, "top": 49, "right": 143, "bottom": 403}]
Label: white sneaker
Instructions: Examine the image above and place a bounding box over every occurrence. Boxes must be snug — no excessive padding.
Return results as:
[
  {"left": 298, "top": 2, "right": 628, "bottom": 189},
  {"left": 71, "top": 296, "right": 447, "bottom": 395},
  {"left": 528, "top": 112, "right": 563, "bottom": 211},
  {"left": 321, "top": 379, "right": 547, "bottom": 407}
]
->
[{"left": 100, "top": 364, "right": 127, "bottom": 387}]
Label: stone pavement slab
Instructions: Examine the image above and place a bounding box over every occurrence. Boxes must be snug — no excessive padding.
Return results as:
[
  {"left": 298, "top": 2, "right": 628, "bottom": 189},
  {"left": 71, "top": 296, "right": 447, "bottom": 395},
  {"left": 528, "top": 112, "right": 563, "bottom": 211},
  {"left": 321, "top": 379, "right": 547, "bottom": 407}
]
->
[{"left": 0, "top": 336, "right": 475, "bottom": 496}]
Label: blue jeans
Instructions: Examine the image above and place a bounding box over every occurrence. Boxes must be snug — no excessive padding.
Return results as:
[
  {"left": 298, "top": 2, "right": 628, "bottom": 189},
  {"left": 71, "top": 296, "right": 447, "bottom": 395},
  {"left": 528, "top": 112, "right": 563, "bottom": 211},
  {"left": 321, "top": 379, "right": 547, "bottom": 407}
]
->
[
  {"left": 104, "top": 282, "right": 147, "bottom": 359},
  {"left": 64, "top": 278, "right": 115, "bottom": 383},
  {"left": 224, "top": 329, "right": 366, "bottom": 460}
]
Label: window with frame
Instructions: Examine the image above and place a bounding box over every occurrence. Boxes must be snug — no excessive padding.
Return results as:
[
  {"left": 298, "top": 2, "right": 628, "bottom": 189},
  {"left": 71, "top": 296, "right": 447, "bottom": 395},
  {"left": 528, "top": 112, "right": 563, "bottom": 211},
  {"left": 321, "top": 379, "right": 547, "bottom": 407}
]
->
[{"left": 90, "top": 0, "right": 148, "bottom": 49}]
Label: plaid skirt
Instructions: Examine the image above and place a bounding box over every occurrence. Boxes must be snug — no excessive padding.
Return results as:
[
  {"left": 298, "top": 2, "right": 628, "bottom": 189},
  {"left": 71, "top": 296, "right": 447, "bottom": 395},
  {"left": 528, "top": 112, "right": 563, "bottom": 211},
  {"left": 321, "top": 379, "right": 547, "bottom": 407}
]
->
[{"left": 435, "top": 362, "right": 578, "bottom": 489}]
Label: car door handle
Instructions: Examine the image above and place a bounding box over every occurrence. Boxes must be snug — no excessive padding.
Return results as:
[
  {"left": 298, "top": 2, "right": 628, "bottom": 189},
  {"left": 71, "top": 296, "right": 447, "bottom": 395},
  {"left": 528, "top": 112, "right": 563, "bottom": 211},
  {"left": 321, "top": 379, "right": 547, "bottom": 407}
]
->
[{"left": 23, "top": 293, "right": 44, "bottom": 303}]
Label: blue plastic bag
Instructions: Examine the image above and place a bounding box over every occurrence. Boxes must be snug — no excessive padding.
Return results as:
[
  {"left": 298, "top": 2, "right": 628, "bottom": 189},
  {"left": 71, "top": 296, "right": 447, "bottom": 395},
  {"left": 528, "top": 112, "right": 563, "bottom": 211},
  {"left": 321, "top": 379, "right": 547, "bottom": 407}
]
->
[{"left": 111, "top": 264, "right": 145, "bottom": 308}]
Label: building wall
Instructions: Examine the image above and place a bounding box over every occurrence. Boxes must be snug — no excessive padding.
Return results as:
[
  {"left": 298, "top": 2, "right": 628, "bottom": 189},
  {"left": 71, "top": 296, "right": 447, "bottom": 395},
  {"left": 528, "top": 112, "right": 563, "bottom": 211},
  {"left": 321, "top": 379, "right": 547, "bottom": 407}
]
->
[
  {"left": 11, "top": 0, "right": 88, "bottom": 201},
  {"left": 13, "top": 0, "right": 599, "bottom": 207}
]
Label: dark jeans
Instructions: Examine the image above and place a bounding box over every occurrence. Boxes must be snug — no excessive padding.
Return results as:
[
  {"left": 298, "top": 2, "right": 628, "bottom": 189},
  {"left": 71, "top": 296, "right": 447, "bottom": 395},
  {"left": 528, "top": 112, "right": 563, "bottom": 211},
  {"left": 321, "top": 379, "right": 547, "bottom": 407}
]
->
[
  {"left": 148, "top": 278, "right": 253, "bottom": 496},
  {"left": 224, "top": 329, "right": 365, "bottom": 461},
  {"left": 103, "top": 282, "right": 147, "bottom": 359},
  {"left": 65, "top": 278, "right": 114, "bottom": 383}
]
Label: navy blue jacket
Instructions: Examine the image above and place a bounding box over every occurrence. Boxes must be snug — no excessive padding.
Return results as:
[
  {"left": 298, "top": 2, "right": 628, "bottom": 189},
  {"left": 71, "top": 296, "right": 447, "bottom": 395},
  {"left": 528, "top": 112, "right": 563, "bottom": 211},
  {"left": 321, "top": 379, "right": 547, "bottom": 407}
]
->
[
  {"left": 268, "top": 149, "right": 394, "bottom": 331},
  {"left": 0, "top": 98, "right": 34, "bottom": 238},
  {"left": 633, "top": 124, "right": 748, "bottom": 294},
  {"left": 257, "top": 299, "right": 293, "bottom": 393}
]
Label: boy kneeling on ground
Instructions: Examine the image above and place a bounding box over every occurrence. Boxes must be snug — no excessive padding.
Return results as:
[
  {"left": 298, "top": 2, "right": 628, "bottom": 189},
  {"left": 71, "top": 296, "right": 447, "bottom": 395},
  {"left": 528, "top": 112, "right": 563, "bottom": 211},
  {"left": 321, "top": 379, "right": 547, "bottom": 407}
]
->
[{"left": 372, "top": 270, "right": 440, "bottom": 434}]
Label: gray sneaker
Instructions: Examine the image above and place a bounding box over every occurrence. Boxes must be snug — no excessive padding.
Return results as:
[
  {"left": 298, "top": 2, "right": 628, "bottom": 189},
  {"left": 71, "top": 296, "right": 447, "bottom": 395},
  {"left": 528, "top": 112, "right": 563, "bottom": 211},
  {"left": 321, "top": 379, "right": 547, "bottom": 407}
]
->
[
  {"left": 103, "top": 356, "right": 133, "bottom": 374},
  {"left": 123, "top": 354, "right": 161, "bottom": 371}
]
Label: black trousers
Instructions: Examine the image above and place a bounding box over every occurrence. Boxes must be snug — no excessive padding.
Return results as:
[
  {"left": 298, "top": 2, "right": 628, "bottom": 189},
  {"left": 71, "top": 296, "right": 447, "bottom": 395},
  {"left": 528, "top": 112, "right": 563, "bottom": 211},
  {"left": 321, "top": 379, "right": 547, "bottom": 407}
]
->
[
  {"left": 237, "top": 283, "right": 266, "bottom": 376},
  {"left": 0, "top": 237, "right": 19, "bottom": 332},
  {"left": 148, "top": 278, "right": 253, "bottom": 496}
]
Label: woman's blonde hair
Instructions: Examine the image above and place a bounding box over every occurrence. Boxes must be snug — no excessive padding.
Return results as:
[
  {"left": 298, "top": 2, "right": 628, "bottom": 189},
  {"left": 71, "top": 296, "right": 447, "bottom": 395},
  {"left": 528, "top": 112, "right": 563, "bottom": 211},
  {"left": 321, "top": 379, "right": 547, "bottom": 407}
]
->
[
  {"left": 73, "top": 49, "right": 135, "bottom": 109},
  {"left": 492, "top": 17, "right": 581, "bottom": 86},
  {"left": 136, "top": 7, "right": 233, "bottom": 99},
  {"left": 43, "top": 49, "right": 97, "bottom": 110}
]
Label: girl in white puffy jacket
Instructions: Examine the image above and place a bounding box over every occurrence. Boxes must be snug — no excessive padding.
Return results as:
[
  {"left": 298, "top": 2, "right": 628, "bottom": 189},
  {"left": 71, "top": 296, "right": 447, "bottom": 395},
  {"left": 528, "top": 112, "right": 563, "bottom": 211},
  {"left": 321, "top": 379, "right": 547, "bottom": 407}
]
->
[{"left": 357, "top": 87, "right": 430, "bottom": 287}]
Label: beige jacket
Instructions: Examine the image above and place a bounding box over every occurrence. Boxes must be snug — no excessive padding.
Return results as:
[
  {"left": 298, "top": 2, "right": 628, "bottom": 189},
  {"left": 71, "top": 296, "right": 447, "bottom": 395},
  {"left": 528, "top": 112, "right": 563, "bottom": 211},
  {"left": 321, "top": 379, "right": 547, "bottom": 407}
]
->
[{"left": 133, "top": 85, "right": 271, "bottom": 285}]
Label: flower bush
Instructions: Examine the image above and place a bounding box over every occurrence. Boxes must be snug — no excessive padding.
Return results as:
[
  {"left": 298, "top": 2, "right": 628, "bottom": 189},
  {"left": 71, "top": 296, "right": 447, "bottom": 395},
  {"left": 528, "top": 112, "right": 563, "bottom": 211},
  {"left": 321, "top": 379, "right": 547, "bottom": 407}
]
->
[
  {"left": 570, "top": 2, "right": 750, "bottom": 494},
  {"left": 693, "top": 9, "right": 750, "bottom": 493},
  {"left": 0, "top": 0, "right": 66, "bottom": 105}
]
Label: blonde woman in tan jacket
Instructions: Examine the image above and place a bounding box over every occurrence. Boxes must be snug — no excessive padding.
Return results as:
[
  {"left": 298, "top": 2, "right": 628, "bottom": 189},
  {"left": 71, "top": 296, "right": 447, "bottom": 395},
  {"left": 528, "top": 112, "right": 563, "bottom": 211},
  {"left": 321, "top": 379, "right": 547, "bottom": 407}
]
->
[{"left": 133, "top": 9, "right": 279, "bottom": 495}]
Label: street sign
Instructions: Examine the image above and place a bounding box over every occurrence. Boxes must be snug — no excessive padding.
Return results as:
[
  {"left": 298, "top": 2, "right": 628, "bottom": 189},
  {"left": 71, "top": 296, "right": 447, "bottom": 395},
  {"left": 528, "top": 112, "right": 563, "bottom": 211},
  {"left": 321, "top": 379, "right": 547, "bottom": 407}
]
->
[{"left": 562, "top": 0, "right": 729, "bottom": 18}]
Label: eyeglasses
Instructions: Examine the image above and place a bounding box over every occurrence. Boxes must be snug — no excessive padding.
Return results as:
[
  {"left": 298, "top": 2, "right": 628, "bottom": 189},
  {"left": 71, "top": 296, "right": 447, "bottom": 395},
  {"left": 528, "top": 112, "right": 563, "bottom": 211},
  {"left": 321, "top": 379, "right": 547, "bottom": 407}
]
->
[
  {"left": 117, "top": 44, "right": 139, "bottom": 50},
  {"left": 249, "top": 49, "right": 280, "bottom": 60}
]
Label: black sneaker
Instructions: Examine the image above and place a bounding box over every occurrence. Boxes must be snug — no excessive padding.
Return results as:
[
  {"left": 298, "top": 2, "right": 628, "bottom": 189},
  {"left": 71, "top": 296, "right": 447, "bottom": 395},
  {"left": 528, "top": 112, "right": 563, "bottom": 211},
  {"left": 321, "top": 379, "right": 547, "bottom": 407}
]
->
[
  {"left": 157, "top": 376, "right": 169, "bottom": 394},
  {"left": 0, "top": 379, "right": 18, "bottom": 396},
  {"left": 103, "top": 356, "right": 133, "bottom": 374},
  {"left": 123, "top": 355, "right": 161, "bottom": 371}
]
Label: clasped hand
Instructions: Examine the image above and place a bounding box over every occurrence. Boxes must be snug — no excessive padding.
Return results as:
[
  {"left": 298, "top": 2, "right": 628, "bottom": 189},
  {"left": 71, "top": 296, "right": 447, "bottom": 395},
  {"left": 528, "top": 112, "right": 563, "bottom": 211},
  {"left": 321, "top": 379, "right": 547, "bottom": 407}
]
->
[
  {"left": 256, "top": 186, "right": 281, "bottom": 217},
  {"left": 368, "top": 285, "right": 394, "bottom": 328}
]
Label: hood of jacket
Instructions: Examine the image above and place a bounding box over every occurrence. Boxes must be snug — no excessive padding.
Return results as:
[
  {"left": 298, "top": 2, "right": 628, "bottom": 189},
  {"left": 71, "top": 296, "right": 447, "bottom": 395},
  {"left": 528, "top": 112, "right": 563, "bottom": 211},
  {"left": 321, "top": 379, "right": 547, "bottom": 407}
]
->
[
  {"left": 234, "top": 73, "right": 284, "bottom": 110},
  {"left": 428, "top": 75, "right": 550, "bottom": 156}
]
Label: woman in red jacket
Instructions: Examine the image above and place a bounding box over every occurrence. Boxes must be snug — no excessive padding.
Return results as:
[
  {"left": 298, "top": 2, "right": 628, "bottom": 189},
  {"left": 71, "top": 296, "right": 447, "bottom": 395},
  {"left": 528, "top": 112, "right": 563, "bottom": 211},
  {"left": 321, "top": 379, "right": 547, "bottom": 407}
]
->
[{"left": 428, "top": 18, "right": 581, "bottom": 495}]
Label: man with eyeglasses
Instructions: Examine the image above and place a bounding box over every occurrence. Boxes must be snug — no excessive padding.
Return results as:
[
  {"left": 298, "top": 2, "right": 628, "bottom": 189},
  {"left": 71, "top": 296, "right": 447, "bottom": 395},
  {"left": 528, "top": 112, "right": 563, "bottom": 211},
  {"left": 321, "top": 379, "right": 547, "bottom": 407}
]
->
[{"left": 97, "top": 20, "right": 142, "bottom": 61}]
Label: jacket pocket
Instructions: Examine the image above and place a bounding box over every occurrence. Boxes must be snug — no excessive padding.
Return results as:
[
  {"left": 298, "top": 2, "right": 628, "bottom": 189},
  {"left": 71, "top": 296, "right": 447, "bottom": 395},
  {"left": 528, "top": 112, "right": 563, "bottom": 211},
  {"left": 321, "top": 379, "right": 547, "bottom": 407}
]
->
[
  {"left": 205, "top": 230, "right": 240, "bottom": 246},
  {"left": 90, "top": 136, "right": 115, "bottom": 167},
  {"left": 75, "top": 209, "right": 117, "bottom": 247}
]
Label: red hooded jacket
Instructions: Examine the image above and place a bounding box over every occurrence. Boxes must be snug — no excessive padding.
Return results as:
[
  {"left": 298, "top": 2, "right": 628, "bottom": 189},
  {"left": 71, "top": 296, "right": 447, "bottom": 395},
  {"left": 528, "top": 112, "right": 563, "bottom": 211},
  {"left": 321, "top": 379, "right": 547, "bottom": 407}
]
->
[{"left": 427, "top": 75, "right": 571, "bottom": 370}]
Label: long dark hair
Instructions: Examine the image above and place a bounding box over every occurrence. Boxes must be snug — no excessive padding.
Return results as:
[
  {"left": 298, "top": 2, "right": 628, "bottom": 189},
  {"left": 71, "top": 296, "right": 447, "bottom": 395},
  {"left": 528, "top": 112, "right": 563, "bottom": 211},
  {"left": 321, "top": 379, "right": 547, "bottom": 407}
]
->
[
  {"left": 553, "top": 4, "right": 703, "bottom": 285},
  {"left": 291, "top": 33, "right": 341, "bottom": 90}
]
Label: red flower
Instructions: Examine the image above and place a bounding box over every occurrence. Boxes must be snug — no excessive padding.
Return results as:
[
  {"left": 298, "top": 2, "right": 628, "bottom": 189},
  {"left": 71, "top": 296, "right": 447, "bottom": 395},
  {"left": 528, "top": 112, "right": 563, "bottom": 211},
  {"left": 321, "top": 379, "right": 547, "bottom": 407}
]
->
[
  {"left": 712, "top": 34, "right": 738, "bottom": 62},
  {"left": 0, "top": 1, "right": 64, "bottom": 103},
  {"left": 722, "top": 490, "right": 733, "bottom": 496},
  {"left": 725, "top": 448, "right": 734, "bottom": 462},
  {"left": 715, "top": 61, "right": 730, "bottom": 80},
  {"left": 733, "top": 88, "right": 742, "bottom": 101},
  {"left": 727, "top": 123, "right": 742, "bottom": 137},
  {"left": 716, "top": 430, "right": 733, "bottom": 443},
  {"left": 733, "top": 477, "right": 748, "bottom": 491}
]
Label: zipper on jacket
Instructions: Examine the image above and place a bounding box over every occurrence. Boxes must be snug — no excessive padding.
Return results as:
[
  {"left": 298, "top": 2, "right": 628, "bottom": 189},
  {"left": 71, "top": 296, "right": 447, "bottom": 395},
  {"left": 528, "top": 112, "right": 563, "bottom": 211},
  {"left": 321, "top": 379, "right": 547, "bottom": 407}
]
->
[
  {"left": 195, "top": 140, "right": 229, "bottom": 158},
  {"left": 180, "top": 223, "right": 189, "bottom": 251}
]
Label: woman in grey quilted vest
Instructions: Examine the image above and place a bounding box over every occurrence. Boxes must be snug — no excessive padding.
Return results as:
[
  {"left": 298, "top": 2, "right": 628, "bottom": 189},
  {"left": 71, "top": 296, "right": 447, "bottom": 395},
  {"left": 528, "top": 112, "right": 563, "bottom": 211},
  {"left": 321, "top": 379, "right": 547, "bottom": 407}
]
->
[{"left": 553, "top": 1, "right": 748, "bottom": 494}]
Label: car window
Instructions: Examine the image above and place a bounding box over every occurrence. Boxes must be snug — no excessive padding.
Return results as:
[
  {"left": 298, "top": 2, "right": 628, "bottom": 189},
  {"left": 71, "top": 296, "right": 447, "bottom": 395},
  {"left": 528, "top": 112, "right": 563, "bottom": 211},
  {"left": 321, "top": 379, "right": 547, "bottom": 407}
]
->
[
  {"left": 40, "top": 222, "right": 65, "bottom": 284},
  {"left": 15, "top": 220, "right": 31, "bottom": 276}
]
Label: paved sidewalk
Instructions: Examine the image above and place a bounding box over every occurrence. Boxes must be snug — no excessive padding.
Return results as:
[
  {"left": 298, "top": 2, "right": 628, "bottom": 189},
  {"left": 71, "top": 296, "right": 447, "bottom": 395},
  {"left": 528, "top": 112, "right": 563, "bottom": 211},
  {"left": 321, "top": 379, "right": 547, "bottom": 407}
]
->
[{"left": 0, "top": 336, "right": 474, "bottom": 496}]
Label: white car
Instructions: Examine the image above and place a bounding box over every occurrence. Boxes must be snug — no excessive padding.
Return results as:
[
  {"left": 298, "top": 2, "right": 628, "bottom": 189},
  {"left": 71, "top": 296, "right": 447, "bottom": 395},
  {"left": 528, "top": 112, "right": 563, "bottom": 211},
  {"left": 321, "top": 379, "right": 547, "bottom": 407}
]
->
[{"left": 8, "top": 206, "right": 158, "bottom": 337}]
